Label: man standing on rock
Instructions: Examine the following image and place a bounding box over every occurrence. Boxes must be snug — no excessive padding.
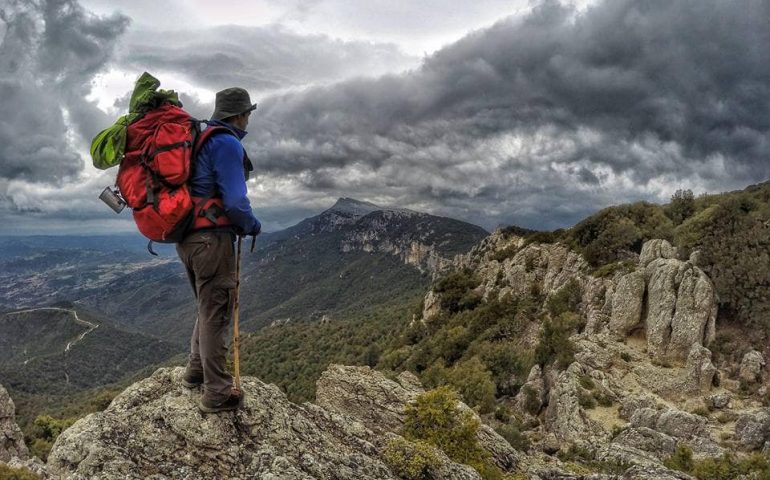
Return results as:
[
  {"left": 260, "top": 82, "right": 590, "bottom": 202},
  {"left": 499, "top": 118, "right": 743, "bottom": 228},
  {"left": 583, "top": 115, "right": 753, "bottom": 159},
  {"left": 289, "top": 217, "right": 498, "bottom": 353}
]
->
[{"left": 177, "top": 87, "right": 261, "bottom": 413}]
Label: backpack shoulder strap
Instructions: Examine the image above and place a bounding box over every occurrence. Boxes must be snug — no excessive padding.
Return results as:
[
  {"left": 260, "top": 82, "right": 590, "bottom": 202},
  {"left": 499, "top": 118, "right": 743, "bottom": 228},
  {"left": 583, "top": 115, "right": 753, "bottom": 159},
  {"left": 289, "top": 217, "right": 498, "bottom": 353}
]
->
[{"left": 192, "top": 124, "right": 238, "bottom": 159}]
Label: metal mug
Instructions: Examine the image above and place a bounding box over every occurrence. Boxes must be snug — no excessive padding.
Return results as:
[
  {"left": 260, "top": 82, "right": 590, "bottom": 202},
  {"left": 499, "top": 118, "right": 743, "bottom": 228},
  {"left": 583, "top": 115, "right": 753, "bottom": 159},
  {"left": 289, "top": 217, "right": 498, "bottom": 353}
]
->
[{"left": 99, "top": 186, "right": 126, "bottom": 214}]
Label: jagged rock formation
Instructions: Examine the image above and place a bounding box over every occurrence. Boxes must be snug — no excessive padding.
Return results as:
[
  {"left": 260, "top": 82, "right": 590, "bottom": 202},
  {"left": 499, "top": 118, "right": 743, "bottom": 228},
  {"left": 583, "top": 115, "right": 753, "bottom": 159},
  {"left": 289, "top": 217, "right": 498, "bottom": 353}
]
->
[
  {"left": 0, "top": 383, "right": 28, "bottom": 462},
  {"left": 610, "top": 239, "right": 717, "bottom": 362},
  {"left": 1, "top": 383, "right": 49, "bottom": 478}
]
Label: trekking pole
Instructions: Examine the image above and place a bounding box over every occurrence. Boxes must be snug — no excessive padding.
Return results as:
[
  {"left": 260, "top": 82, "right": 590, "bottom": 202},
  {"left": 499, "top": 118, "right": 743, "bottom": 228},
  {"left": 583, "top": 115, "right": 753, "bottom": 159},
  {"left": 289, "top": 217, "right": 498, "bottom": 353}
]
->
[{"left": 233, "top": 235, "right": 242, "bottom": 393}]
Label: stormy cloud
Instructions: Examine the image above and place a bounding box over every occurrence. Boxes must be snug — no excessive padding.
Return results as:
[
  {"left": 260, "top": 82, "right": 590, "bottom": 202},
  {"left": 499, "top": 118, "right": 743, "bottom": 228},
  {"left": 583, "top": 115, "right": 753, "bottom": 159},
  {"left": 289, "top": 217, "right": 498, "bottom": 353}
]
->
[
  {"left": 3, "top": 0, "right": 770, "bottom": 233},
  {"left": 118, "top": 26, "right": 416, "bottom": 97},
  {"left": 243, "top": 0, "right": 770, "bottom": 228},
  {"left": 0, "top": 0, "right": 128, "bottom": 184}
]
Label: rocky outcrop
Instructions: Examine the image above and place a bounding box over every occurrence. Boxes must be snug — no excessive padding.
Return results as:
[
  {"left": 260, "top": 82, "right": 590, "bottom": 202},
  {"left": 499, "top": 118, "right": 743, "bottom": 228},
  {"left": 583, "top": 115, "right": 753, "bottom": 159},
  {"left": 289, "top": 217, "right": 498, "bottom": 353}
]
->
[
  {"left": 739, "top": 350, "right": 765, "bottom": 384},
  {"left": 544, "top": 363, "right": 604, "bottom": 443},
  {"left": 686, "top": 345, "right": 717, "bottom": 393},
  {"left": 0, "top": 383, "right": 48, "bottom": 478},
  {"left": 626, "top": 405, "right": 724, "bottom": 457},
  {"left": 609, "top": 271, "right": 645, "bottom": 338},
  {"left": 316, "top": 365, "right": 421, "bottom": 435},
  {"left": 639, "top": 239, "right": 677, "bottom": 267},
  {"left": 609, "top": 240, "right": 717, "bottom": 363},
  {"left": 735, "top": 409, "right": 770, "bottom": 451},
  {"left": 48, "top": 368, "right": 405, "bottom": 479},
  {"left": 0, "top": 383, "right": 28, "bottom": 462},
  {"left": 421, "top": 290, "right": 442, "bottom": 323}
]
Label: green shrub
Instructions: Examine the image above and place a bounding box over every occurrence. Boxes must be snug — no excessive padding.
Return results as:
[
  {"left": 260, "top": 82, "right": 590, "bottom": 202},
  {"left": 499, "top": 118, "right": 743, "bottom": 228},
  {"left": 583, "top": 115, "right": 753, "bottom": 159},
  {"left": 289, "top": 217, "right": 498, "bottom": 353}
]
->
[
  {"left": 436, "top": 326, "right": 472, "bottom": 364},
  {"left": 491, "top": 245, "right": 519, "bottom": 262},
  {"left": 664, "top": 444, "right": 694, "bottom": 474},
  {"left": 620, "top": 352, "right": 632, "bottom": 362},
  {"left": 382, "top": 437, "right": 441, "bottom": 480},
  {"left": 379, "top": 346, "right": 413, "bottom": 371},
  {"left": 534, "top": 312, "right": 582, "bottom": 369},
  {"left": 591, "top": 261, "right": 636, "bottom": 278},
  {"left": 26, "top": 415, "right": 76, "bottom": 461},
  {"left": 434, "top": 271, "right": 481, "bottom": 313},
  {"left": 595, "top": 392, "right": 614, "bottom": 407},
  {"left": 0, "top": 464, "right": 39, "bottom": 480},
  {"left": 403, "top": 387, "right": 504, "bottom": 480},
  {"left": 578, "top": 390, "right": 597, "bottom": 409},
  {"left": 578, "top": 375, "right": 595, "bottom": 390},
  {"left": 665, "top": 189, "right": 696, "bottom": 225},
  {"left": 519, "top": 385, "right": 541, "bottom": 415},
  {"left": 546, "top": 279, "right": 583, "bottom": 317},
  {"left": 524, "top": 230, "right": 563, "bottom": 245},
  {"left": 494, "top": 405, "right": 511, "bottom": 423},
  {"left": 446, "top": 357, "right": 497, "bottom": 414},
  {"left": 569, "top": 202, "right": 673, "bottom": 266},
  {"left": 674, "top": 195, "right": 770, "bottom": 326},
  {"left": 495, "top": 422, "right": 531, "bottom": 452},
  {"left": 672, "top": 451, "right": 770, "bottom": 480},
  {"left": 478, "top": 342, "right": 532, "bottom": 395}
]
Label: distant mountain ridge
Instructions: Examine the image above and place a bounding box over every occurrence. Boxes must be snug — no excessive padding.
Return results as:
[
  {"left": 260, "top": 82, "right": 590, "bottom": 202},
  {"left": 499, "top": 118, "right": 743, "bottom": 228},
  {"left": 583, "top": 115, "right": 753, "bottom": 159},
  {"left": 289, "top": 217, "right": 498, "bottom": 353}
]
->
[{"left": 1, "top": 198, "right": 488, "bottom": 344}]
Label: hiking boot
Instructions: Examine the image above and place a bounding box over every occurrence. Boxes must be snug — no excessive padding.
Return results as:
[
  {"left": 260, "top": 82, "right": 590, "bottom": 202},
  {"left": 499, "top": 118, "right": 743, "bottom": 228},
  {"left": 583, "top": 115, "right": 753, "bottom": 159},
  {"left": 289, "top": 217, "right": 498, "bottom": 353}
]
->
[
  {"left": 181, "top": 370, "right": 203, "bottom": 388},
  {"left": 198, "top": 390, "right": 244, "bottom": 413}
]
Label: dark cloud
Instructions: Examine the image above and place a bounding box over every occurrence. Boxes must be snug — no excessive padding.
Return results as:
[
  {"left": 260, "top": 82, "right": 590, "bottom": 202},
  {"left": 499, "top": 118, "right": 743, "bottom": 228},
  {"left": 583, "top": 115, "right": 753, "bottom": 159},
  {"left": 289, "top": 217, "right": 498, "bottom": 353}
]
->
[
  {"left": 243, "top": 0, "right": 770, "bottom": 229},
  {"left": 119, "top": 25, "right": 415, "bottom": 97},
  {"left": 0, "top": 0, "right": 128, "bottom": 184},
  {"left": 5, "top": 0, "right": 770, "bottom": 234}
]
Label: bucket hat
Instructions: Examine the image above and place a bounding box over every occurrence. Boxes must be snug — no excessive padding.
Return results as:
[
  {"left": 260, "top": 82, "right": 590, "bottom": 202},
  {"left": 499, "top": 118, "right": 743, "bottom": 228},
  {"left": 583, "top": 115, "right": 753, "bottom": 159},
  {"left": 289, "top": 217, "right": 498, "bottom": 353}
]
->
[{"left": 211, "top": 87, "right": 257, "bottom": 120}]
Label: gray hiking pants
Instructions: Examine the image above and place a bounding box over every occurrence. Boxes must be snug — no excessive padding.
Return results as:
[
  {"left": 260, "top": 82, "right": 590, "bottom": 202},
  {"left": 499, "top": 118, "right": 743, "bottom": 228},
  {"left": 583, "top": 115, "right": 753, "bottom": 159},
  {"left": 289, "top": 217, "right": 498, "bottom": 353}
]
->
[{"left": 176, "top": 230, "right": 236, "bottom": 404}]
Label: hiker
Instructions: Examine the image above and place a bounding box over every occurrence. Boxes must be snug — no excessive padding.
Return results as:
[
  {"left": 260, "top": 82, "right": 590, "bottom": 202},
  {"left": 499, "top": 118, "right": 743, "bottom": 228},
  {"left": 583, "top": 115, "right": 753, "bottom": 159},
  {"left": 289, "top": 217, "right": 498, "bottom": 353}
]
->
[{"left": 177, "top": 87, "right": 262, "bottom": 413}]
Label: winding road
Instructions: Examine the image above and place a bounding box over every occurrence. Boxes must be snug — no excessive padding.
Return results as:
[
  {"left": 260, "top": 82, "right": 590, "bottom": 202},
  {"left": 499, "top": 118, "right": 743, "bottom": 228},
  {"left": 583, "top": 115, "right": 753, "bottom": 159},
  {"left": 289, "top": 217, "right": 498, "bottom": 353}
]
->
[{"left": 6, "top": 307, "right": 99, "bottom": 381}]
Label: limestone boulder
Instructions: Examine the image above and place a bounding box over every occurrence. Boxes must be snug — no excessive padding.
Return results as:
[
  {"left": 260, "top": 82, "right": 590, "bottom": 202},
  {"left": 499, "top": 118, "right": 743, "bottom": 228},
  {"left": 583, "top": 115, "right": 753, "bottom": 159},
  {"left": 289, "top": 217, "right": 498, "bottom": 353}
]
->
[
  {"left": 623, "top": 464, "right": 696, "bottom": 480},
  {"left": 686, "top": 345, "right": 716, "bottom": 393},
  {"left": 669, "top": 265, "right": 718, "bottom": 359},
  {"left": 639, "top": 239, "right": 677, "bottom": 267},
  {"left": 611, "top": 427, "right": 678, "bottom": 460},
  {"left": 735, "top": 409, "right": 770, "bottom": 451},
  {"left": 609, "top": 271, "right": 646, "bottom": 338},
  {"left": 739, "top": 350, "right": 765, "bottom": 384},
  {"left": 421, "top": 290, "right": 442, "bottom": 323},
  {"left": 706, "top": 393, "right": 730, "bottom": 410}
]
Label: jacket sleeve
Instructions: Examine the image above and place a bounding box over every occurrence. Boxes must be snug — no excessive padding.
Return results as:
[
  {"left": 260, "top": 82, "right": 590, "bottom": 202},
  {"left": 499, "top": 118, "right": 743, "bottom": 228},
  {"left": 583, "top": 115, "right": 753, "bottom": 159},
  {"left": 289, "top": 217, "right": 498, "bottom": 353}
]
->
[{"left": 210, "top": 135, "right": 261, "bottom": 235}]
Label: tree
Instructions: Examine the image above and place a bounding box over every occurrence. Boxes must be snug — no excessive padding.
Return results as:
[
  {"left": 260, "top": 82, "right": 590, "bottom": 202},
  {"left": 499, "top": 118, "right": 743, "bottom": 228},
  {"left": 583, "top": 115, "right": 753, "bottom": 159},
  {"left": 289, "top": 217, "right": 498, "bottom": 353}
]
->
[{"left": 666, "top": 189, "right": 696, "bottom": 225}]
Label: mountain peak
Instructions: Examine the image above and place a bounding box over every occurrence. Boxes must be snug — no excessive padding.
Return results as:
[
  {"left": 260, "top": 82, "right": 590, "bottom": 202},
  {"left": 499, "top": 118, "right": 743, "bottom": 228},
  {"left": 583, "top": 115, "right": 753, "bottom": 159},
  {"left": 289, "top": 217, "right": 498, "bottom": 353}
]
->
[{"left": 327, "top": 197, "right": 382, "bottom": 216}]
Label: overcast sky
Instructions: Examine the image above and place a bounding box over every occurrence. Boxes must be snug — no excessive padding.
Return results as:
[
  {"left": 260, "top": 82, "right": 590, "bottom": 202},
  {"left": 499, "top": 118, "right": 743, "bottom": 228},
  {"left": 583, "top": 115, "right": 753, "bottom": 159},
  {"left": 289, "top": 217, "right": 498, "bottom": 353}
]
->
[{"left": 1, "top": 0, "right": 768, "bottom": 235}]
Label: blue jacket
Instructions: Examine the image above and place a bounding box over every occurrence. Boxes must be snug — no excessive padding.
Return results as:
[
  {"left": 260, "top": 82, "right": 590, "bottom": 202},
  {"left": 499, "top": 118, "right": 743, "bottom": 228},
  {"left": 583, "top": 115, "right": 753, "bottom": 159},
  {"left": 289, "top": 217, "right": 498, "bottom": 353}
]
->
[{"left": 190, "top": 120, "right": 261, "bottom": 235}]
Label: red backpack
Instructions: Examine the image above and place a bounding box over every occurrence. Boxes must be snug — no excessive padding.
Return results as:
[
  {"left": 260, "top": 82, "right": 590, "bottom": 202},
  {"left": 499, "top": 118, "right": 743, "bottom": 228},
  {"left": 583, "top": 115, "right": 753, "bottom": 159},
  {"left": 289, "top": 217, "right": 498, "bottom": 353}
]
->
[{"left": 115, "top": 104, "right": 233, "bottom": 247}]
